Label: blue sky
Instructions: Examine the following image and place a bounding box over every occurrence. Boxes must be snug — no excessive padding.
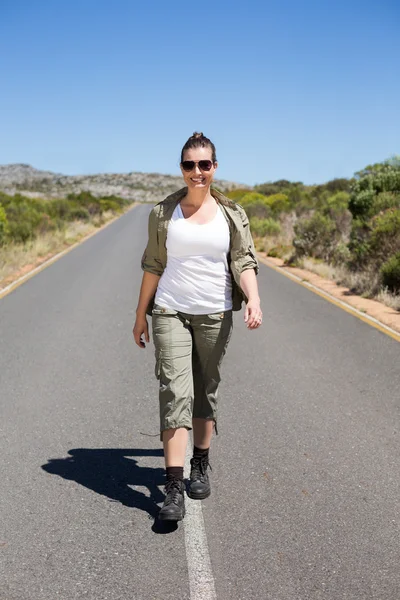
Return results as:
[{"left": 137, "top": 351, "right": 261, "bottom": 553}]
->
[{"left": 1, "top": 0, "right": 399, "bottom": 185}]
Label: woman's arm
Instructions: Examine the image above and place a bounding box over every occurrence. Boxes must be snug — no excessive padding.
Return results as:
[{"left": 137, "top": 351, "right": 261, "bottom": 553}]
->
[
  {"left": 240, "top": 268, "right": 262, "bottom": 329},
  {"left": 133, "top": 271, "right": 161, "bottom": 348}
]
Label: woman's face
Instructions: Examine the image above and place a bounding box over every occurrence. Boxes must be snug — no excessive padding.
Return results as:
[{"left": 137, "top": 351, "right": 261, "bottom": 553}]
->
[{"left": 180, "top": 146, "right": 218, "bottom": 190}]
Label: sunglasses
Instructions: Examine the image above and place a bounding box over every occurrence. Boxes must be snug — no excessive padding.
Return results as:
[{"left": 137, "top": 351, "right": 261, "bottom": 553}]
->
[{"left": 181, "top": 160, "right": 214, "bottom": 172}]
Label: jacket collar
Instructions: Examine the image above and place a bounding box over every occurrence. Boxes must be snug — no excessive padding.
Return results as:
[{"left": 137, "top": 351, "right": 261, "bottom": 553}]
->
[{"left": 159, "top": 186, "right": 239, "bottom": 211}]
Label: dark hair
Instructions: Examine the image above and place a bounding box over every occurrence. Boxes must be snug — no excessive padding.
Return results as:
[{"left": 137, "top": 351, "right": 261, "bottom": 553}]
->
[{"left": 180, "top": 132, "right": 217, "bottom": 163}]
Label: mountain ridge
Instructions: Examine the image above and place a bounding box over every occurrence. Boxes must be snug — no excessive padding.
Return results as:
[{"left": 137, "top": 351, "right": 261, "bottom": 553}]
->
[{"left": 0, "top": 164, "right": 249, "bottom": 203}]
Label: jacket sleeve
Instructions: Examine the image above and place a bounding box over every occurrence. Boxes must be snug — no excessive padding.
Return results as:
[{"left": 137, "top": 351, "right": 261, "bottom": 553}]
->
[
  {"left": 141, "top": 207, "right": 164, "bottom": 276},
  {"left": 230, "top": 206, "right": 259, "bottom": 288}
]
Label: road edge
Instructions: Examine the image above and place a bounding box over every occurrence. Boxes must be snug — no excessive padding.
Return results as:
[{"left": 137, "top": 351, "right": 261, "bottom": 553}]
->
[
  {"left": 0, "top": 203, "right": 139, "bottom": 301},
  {"left": 258, "top": 254, "right": 400, "bottom": 343}
]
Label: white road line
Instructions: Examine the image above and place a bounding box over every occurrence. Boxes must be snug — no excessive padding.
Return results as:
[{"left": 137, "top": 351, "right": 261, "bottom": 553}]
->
[{"left": 184, "top": 444, "right": 217, "bottom": 600}]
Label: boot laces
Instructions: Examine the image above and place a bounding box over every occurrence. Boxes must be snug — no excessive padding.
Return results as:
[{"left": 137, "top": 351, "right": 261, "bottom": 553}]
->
[
  {"left": 164, "top": 479, "right": 182, "bottom": 505},
  {"left": 190, "top": 456, "right": 212, "bottom": 481}
]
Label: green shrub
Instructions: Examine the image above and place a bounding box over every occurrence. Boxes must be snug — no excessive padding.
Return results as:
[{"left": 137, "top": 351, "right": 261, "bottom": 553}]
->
[
  {"left": 0, "top": 204, "right": 9, "bottom": 245},
  {"left": 243, "top": 200, "right": 272, "bottom": 219},
  {"left": 37, "top": 213, "right": 58, "bottom": 234},
  {"left": 348, "top": 219, "right": 371, "bottom": 267},
  {"left": 265, "top": 193, "right": 291, "bottom": 214},
  {"left": 8, "top": 220, "right": 36, "bottom": 243},
  {"left": 48, "top": 199, "right": 71, "bottom": 220},
  {"left": 254, "top": 180, "right": 303, "bottom": 196},
  {"left": 100, "top": 199, "right": 122, "bottom": 213},
  {"left": 372, "top": 192, "right": 400, "bottom": 215},
  {"left": 267, "top": 245, "right": 292, "bottom": 259},
  {"left": 240, "top": 192, "right": 269, "bottom": 206},
  {"left": 293, "top": 212, "right": 336, "bottom": 260},
  {"left": 69, "top": 206, "right": 90, "bottom": 221},
  {"left": 349, "top": 162, "right": 400, "bottom": 220},
  {"left": 349, "top": 188, "right": 375, "bottom": 219},
  {"left": 369, "top": 209, "right": 400, "bottom": 262},
  {"left": 380, "top": 252, "right": 400, "bottom": 293},
  {"left": 224, "top": 188, "right": 250, "bottom": 202},
  {"left": 331, "top": 242, "right": 352, "bottom": 265},
  {"left": 86, "top": 202, "right": 103, "bottom": 216},
  {"left": 249, "top": 217, "right": 281, "bottom": 237},
  {"left": 238, "top": 192, "right": 270, "bottom": 219},
  {"left": 5, "top": 197, "right": 43, "bottom": 242},
  {"left": 324, "top": 192, "right": 350, "bottom": 216}
]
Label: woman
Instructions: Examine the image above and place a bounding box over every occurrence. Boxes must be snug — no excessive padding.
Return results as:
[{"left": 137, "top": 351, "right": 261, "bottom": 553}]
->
[{"left": 133, "top": 132, "right": 262, "bottom": 521}]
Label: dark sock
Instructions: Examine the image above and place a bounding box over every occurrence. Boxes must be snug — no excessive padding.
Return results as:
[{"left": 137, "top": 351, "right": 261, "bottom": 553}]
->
[
  {"left": 193, "top": 446, "right": 209, "bottom": 460},
  {"left": 166, "top": 466, "right": 184, "bottom": 481}
]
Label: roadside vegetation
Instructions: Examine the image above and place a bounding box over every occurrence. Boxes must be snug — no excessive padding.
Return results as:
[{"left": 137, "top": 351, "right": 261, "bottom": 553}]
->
[
  {"left": 0, "top": 191, "right": 133, "bottom": 288},
  {"left": 226, "top": 156, "right": 400, "bottom": 311},
  {"left": 1, "top": 158, "right": 399, "bottom": 312}
]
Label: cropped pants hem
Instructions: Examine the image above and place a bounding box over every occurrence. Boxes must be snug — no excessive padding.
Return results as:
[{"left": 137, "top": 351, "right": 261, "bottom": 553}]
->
[{"left": 152, "top": 305, "right": 233, "bottom": 441}]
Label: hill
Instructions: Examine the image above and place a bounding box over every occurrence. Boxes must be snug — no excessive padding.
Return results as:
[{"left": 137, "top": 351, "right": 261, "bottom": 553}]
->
[{"left": 0, "top": 164, "right": 248, "bottom": 203}]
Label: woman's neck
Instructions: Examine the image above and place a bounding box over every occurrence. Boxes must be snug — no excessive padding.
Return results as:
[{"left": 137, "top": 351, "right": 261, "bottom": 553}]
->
[{"left": 182, "top": 187, "right": 214, "bottom": 208}]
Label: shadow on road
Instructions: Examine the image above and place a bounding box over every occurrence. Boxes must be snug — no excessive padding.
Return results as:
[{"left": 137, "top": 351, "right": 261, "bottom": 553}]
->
[{"left": 41, "top": 448, "right": 176, "bottom": 531}]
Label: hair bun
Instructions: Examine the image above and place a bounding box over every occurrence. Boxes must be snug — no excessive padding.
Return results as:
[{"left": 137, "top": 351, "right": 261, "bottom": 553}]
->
[{"left": 181, "top": 132, "right": 217, "bottom": 163}]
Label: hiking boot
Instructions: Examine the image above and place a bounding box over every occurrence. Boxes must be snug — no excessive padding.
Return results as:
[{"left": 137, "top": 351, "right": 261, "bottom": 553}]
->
[
  {"left": 188, "top": 455, "right": 211, "bottom": 500},
  {"left": 159, "top": 478, "right": 185, "bottom": 521}
]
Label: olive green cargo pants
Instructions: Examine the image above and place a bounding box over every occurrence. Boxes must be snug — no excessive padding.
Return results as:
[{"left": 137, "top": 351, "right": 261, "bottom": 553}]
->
[{"left": 152, "top": 305, "right": 233, "bottom": 439}]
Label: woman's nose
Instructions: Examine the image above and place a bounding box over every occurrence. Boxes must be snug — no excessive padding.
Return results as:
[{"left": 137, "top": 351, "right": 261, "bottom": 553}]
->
[{"left": 193, "top": 164, "right": 202, "bottom": 175}]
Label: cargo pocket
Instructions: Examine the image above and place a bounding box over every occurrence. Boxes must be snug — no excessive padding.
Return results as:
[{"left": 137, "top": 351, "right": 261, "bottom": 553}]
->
[{"left": 154, "top": 348, "right": 162, "bottom": 380}]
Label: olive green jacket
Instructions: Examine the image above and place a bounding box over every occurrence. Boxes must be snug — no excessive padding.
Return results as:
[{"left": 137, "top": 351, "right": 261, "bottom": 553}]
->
[{"left": 141, "top": 187, "right": 259, "bottom": 315}]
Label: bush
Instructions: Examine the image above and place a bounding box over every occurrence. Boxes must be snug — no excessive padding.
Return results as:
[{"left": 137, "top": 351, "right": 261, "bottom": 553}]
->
[
  {"left": 349, "top": 163, "right": 400, "bottom": 220},
  {"left": 49, "top": 199, "right": 71, "bottom": 220},
  {"left": 250, "top": 217, "right": 281, "bottom": 238},
  {"left": 240, "top": 192, "right": 269, "bottom": 206},
  {"left": 86, "top": 201, "right": 103, "bottom": 216},
  {"left": 0, "top": 204, "right": 9, "bottom": 245},
  {"left": 348, "top": 219, "right": 371, "bottom": 268},
  {"left": 324, "top": 192, "right": 350, "bottom": 216},
  {"left": 5, "top": 197, "right": 43, "bottom": 242},
  {"left": 349, "top": 188, "right": 375, "bottom": 220},
  {"left": 265, "top": 193, "right": 291, "bottom": 214},
  {"left": 100, "top": 199, "right": 122, "bottom": 213},
  {"left": 8, "top": 220, "right": 36, "bottom": 243},
  {"left": 37, "top": 213, "right": 58, "bottom": 234},
  {"left": 267, "top": 245, "right": 292, "bottom": 259},
  {"left": 380, "top": 253, "right": 400, "bottom": 293},
  {"left": 243, "top": 201, "right": 271, "bottom": 219},
  {"left": 293, "top": 212, "right": 336, "bottom": 260},
  {"left": 240, "top": 192, "right": 271, "bottom": 219},
  {"left": 69, "top": 206, "right": 90, "bottom": 221},
  {"left": 331, "top": 242, "right": 352, "bottom": 266},
  {"left": 369, "top": 209, "right": 400, "bottom": 263},
  {"left": 372, "top": 192, "right": 400, "bottom": 215},
  {"left": 224, "top": 188, "right": 250, "bottom": 202},
  {"left": 254, "top": 180, "right": 303, "bottom": 196}
]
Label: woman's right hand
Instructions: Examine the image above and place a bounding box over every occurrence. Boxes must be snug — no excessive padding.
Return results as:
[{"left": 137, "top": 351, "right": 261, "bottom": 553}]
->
[{"left": 133, "top": 315, "right": 150, "bottom": 348}]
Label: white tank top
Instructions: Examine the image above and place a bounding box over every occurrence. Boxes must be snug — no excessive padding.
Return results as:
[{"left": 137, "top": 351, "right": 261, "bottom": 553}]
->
[{"left": 154, "top": 203, "right": 233, "bottom": 314}]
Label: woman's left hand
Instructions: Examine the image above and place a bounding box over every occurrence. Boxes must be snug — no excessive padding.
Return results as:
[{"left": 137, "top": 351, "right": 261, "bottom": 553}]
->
[{"left": 244, "top": 298, "right": 262, "bottom": 329}]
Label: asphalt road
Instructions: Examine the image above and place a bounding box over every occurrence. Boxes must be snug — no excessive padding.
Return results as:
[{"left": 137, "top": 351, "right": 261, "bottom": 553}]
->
[{"left": 0, "top": 204, "right": 399, "bottom": 600}]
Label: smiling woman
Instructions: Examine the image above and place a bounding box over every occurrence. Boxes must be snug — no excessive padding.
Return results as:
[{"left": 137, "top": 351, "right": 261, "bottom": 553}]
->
[{"left": 132, "top": 132, "right": 261, "bottom": 523}]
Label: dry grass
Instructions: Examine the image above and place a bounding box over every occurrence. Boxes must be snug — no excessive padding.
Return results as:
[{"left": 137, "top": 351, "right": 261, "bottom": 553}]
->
[
  {"left": 337, "top": 268, "right": 381, "bottom": 298},
  {"left": 290, "top": 256, "right": 400, "bottom": 312},
  {"left": 254, "top": 232, "right": 294, "bottom": 261},
  {"left": 375, "top": 288, "right": 400, "bottom": 311},
  {"left": 297, "top": 257, "right": 344, "bottom": 280},
  {"left": 0, "top": 211, "right": 118, "bottom": 289}
]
